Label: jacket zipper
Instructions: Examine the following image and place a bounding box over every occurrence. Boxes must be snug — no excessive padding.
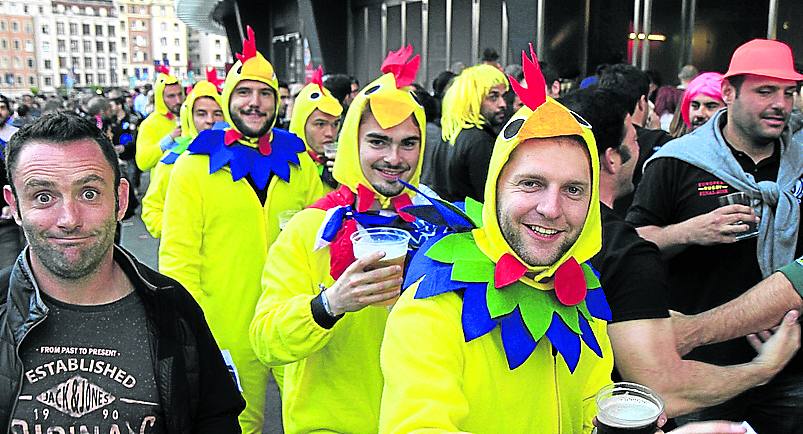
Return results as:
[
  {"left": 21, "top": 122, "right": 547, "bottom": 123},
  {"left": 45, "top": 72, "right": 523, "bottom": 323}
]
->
[
  {"left": 8, "top": 314, "right": 47, "bottom": 434},
  {"left": 553, "top": 348, "right": 562, "bottom": 433}
]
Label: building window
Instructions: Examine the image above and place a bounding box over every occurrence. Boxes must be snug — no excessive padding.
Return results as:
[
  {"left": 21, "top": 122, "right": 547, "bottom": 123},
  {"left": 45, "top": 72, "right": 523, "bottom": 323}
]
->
[
  {"left": 12, "top": 40, "right": 19, "bottom": 50},
  {"left": 160, "top": 22, "right": 166, "bottom": 32},
  {"left": 143, "top": 52, "right": 148, "bottom": 61},
  {"left": 0, "top": 57, "right": 7, "bottom": 68},
  {"left": 85, "top": 73, "right": 93, "bottom": 83},
  {"left": 57, "top": 39, "right": 65, "bottom": 51},
  {"left": 160, "top": 37, "right": 166, "bottom": 46},
  {"left": 78, "top": 40, "right": 87, "bottom": 51},
  {"left": 11, "top": 21, "right": 18, "bottom": 32},
  {"left": 99, "top": 73, "right": 106, "bottom": 84},
  {"left": 174, "top": 38, "right": 179, "bottom": 47},
  {"left": 119, "top": 5, "right": 123, "bottom": 13},
  {"left": 173, "top": 23, "right": 178, "bottom": 31},
  {"left": 56, "top": 22, "right": 64, "bottom": 35},
  {"left": 70, "top": 23, "right": 78, "bottom": 36},
  {"left": 44, "top": 76, "right": 52, "bottom": 86},
  {"left": 95, "top": 25, "right": 102, "bottom": 36},
  {"left": 160, "top": 6, "right": 165, "bottom": 15},
  {"left": 82, "top": 24, "right": 89, "bottom": 35},
  {"left": 174, "top": 53, "right": 179, "bottom": 62},
  {"left": 215, "top": 40, "right": 221, "bottom": 49},
  {"left": 84, "top": 57, "right": 91, "bottom": 68},
  {"left": 42, "top": 41, "right": 49, "bottom": 52},
  {"left": 72, "top": 57, "right": 79, "bottom": 68},
  {"left": 215, "top": 54, "right": 221, "bottom": 61},
  {"left": 0, "top": 22, "right": 6, "bottom": 32},
  {"left": 42, "top": 24, "right": 49, "bottom": 34},
  {"left": 44, "top": 59, "right": 52, "bottom": 69},
  {"left": 24, "top": 23, "right": 31, "bottom": 34},
  {"left": 13, "top": 57, "right": 20, "bottom": 68},
  {"left": 26, "top": 58, "right": 33, "bottom": 68},
  {"left": 108, "top": 26, "right": 115, "bottom": 37},
  {"left": 109, "top": 41, "right": 116, "bottom": 52},
  {"left": 28, "top": 76, "right": 34, "bottom": 85},
  {"left": 25, "top": 40, "right": 32, "bottom": 51},
  {"left": 161, "top": 53, "right": 167, "bottom": 61},
  {"left": 58, "top": 57, "right": 66, "bottom": 68},
  {"left": 120, "top": 21, "right": 125, "bottom": 30},
  {"left": 122, "top": 52, "right": 127, "bottom": 62},
  {"left": 85, "top": 7, "right": 94, "bottom": 16},
  {"left": 97, "top": 57, "right": 104, "bottom": 68},
  {"left": 74, "top": 75, "right": 80, "bottom": 85},
  {"left": 1, "top": 40, "right": 6, "bottom": 50},
  {"left": 96, "top": 41, "right": 103, "bottom": 52},
  {"left": 16, "top": 76, "right": 22, "bottom": 85}
]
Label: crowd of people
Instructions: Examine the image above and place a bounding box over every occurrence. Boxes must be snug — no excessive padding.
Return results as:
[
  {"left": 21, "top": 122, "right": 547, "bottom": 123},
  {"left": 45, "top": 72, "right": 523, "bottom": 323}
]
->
[{"left": 0, "top": 26, "right": 802, "bottom": 434}]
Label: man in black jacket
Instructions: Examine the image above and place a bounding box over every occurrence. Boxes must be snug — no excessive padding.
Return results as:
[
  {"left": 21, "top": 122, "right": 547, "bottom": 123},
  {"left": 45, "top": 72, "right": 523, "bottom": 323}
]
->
[{"left": 0, "top": 112, "right": 244, "bottom": 433}]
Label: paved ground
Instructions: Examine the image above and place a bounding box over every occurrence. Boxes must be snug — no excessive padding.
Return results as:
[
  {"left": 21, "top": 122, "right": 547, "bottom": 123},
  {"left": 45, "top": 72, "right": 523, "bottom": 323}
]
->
[{"left": 120, "top": 174, "right": 284, "bottom": 433}]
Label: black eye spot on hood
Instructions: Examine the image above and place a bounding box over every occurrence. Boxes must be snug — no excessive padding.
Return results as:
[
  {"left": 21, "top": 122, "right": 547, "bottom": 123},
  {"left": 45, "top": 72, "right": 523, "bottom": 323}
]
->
[
  {"left": 310, "top": 92, "right": 320, "bottom": 100},
  {"left": 570, "top": 111, "right": 592, "bottom": 128},
  {"left": 503, "top": 118, "right": 524, "bottom": 139},
  {"left": 365, "top": 85, "right": 381, "bottom": 95}
]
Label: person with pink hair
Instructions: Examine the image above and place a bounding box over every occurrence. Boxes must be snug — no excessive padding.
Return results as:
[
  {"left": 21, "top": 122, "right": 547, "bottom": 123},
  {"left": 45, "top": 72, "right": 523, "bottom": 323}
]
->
[{"left": 680, "top": 72, "right": 726, "bottom": 132}]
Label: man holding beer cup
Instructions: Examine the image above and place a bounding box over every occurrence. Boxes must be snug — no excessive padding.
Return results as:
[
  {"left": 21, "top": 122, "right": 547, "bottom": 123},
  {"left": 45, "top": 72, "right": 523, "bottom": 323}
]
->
[{"left": 250, "top": 46, "right": 445, "bottom": 433}]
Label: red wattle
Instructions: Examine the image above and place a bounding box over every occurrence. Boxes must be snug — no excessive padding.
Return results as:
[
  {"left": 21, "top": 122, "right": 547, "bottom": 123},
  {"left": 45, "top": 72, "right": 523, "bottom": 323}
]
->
[
  {"left": 554, "top": 257, "right": 587, "bottom": 306},
  {"left": 494, "top": 253, "right": 528, "bottom": 288}
]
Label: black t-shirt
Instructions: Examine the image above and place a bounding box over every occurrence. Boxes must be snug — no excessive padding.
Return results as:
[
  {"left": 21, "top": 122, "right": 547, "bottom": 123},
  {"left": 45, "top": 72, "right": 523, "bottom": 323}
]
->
[
  {"left": 445, "top": 125, "right": 497, "bottom": 203},
  {"left": 11, "top": 291, "right": 166, "bottom": 434},
  {"left": 627, "top": 139, "right": 803, "bottom": 368},
  {"left": 591, "top": 204, "right": 670, "bottom": 324}
]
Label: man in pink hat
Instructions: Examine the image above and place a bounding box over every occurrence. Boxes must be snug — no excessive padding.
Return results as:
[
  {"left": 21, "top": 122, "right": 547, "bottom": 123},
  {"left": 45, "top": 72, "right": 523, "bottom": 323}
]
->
[
  {"left": 627, "top": 39, "right": 803, "bottom": 431},
  {"left": 680, "top": 72, "right": 726, "bottom": 133}
]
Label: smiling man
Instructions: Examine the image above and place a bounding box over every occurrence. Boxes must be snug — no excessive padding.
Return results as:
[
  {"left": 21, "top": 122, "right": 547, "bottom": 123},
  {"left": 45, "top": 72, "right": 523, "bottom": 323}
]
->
[
  {"left": 438, "top": 63, "right": 509, "bottom": 202},
  {"left": 379, "top": 48, "right": 612, "bottom": 433},
  {"left": 679, "top": 72, "right": 726, "bottom": 134},
  {"left": 0, "top": 112, "right": 243, "bottom": 433},
  {"left": 158, "top": 27, "right": 323, "bottom": 434},
  {"left": 628, "top": 39, "right": 803, "bottom": 431},
  {"left": 135, "top": 65, "right": 184, "bottom": 173},
  {"left": 250, "top": 46, "right": 446, "bottom": 433}
]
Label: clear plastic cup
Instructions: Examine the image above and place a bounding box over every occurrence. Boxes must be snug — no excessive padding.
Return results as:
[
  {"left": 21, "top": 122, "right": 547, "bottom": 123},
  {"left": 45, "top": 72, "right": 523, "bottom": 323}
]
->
[
  {"left": 278, "top": 209, "right": 300, "bottom": 231},
  {"left": 350, "top": 227, "right": 411, "bottom": 306},
  {"left": 718, "top": 192, "right": 759, "bottom": 241},
  {"left": 594, "top": 382, "right": 664, "bottom": 434},
  {"left": 323, "top": 142, "right": 338, "bottom": 160}
]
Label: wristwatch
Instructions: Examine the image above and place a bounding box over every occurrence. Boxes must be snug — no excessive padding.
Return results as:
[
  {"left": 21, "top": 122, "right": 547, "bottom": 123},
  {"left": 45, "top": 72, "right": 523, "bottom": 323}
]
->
[{"left": 318, "top": 283, "right": 338, "bottom": 317}]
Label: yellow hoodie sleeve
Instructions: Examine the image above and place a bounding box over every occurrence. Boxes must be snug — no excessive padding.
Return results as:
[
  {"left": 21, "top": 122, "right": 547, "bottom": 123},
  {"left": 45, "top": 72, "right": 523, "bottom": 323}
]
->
[
  {"left": 136, "top": 114, "right": 175, "bottom": 171},
  {"left": 158, "top": 154, "right": 204, "bottom": 297},
  {"left": 140, "top": 162, "right": 171, "bottom": 238},
  {"left": 379, "top": 284, "right": 472, "bottom": 434},
  {"left": 582, "top": 320, "right": 613, "bottom": 432},
  {"left": 250, "top": 208, "right": 336, "bottom": 366}
]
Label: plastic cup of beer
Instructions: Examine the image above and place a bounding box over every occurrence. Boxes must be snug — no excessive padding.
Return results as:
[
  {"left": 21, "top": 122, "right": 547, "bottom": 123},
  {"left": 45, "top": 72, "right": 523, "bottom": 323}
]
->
[
  {"left": 350, "top": 227, "right": 410, "bottom": 306},
  {"left": 594, "top": 382, "right": 664, "bottom": 434},
  {"left": 717, "top": 191, "right": 759, "bottom": 241},
  {"left": 278, "top": 209, "right": 300, "bottom": 231},
  {"left": 323, "top": 142, "right": 338, "bottom": 160}
]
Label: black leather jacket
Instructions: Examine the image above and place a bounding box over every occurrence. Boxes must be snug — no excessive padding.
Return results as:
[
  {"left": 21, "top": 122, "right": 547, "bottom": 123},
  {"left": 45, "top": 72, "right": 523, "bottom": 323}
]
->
[{"left": 0, "top": 246, "right": 245, "bottom": 433}]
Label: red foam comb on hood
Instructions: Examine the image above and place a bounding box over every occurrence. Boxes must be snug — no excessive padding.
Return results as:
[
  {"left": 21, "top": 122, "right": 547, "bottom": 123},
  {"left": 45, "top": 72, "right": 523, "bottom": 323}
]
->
[
  {"left": 155, "top": 64, "right": 171, "bottom": 76},
  {"left": 205, "top": 67, "right": 223, "bottom": 92},
  {"left": 380, "top": 45, "right": 420, "bottom": 88},
  {"left": 309, "top": 65, "right": 325, "bottom": 92},
  {"left": 508, "top": 43, "right": 546, "bottom": 111},
  {"left": 235, "top": 25, "right": 257, "bottom": 64}
]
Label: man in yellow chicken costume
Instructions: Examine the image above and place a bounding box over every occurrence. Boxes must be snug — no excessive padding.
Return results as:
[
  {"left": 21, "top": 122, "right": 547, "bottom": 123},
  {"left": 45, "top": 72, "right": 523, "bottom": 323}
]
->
[
  {"left": 135, "top": 64, "right": 184, "bottom": 172},
  {"left": 288, "top": 66, "right": 343, "bottom": 192},
  {"left": 141, "top": 72, "right": 224, "bottom": 238},
  {"left": 250, "top": 46, "right": 452, "bottom": 433},
  {"left": 378, "top": 46, "right": 614, "bottom": 433},
  {"left": 159, "top": 27, "right": 323, "bottom": 433}
]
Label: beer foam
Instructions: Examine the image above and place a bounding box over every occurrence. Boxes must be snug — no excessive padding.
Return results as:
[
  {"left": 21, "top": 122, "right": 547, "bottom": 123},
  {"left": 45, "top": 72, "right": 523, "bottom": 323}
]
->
[
  {"left": 597, "top": 395, "right": 660, "bottom": 427},
  {"left": 352, "top": 229, "right": 410, "bottom": 259}
]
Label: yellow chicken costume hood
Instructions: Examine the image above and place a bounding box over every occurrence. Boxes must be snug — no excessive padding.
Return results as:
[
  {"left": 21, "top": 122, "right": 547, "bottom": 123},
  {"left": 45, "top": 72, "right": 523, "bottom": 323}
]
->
[
  {"left": 154, "top": 64, "right": 181, "bottom": 119},
  {"left": 474, "top": 47, "right": 601, "bottom": 292},
  {"left": 179, "top": 74, "right": 223, "bottom": 138},
  {"left": 289, "top": 66, "right": 343, "bottom": 157},
  {"left": 331, "top": 45, "right": 427, "bottom": 209}
]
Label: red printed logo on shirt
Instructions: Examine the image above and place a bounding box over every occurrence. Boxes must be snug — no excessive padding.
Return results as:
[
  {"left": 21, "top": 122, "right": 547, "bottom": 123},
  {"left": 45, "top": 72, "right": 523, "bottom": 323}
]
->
[{"left": 697, "top": 181, "right": 729, "bottom": 197}]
